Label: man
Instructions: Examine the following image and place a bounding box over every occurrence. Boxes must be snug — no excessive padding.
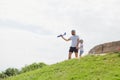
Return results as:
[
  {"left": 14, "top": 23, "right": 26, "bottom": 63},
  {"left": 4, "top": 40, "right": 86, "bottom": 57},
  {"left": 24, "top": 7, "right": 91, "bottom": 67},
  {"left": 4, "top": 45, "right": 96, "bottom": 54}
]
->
[{"left": 61, "top": 30, "right": 79, "bottom": 59}]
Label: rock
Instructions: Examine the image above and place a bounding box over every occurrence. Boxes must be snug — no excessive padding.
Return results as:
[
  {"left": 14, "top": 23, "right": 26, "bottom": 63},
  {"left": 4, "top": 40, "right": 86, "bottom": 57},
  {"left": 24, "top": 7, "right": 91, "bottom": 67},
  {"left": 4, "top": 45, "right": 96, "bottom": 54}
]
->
[{"left": 89, "top": 41, "right": 120, "bottom": 54}]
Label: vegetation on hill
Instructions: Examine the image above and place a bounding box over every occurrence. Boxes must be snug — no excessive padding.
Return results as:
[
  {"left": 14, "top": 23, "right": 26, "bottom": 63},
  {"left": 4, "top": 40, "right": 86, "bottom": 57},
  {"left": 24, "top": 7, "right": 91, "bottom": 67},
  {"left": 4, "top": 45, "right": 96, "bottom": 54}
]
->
[
  {"left": 3, "top": 52, "right": 120, "bottom": 80},
  {"left": 0, "top": 62, "right": 47, "bottom": 79}
]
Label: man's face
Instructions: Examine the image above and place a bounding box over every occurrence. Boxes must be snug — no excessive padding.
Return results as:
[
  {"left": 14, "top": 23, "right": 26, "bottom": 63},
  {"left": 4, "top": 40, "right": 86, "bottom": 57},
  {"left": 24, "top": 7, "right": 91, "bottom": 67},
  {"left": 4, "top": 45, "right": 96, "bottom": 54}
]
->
[{"left": 71, "top": 31, "right": 76, "bottom": 35}]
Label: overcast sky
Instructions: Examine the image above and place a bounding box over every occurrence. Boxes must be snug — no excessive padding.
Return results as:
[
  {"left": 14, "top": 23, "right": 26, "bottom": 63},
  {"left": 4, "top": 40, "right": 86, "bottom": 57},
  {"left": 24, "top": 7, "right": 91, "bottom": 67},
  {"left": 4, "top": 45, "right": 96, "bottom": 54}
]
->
[{"left": 0, "top": 0, "right": 120, "bottom": 71}]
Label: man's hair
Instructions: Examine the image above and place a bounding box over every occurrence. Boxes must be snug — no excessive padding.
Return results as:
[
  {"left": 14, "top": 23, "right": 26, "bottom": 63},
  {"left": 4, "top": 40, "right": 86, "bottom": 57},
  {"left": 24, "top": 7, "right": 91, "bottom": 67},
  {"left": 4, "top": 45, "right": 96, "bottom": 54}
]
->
[{"left": 71, "top": 30, "right": 76, "bottom": 32}]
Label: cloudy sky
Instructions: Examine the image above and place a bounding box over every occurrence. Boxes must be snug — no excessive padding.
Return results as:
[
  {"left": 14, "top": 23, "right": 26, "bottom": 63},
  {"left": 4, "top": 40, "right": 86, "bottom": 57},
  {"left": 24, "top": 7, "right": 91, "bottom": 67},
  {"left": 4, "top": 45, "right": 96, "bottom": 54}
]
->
[{"left": 0, "top": 0, "right": 120, "bottom": 71}]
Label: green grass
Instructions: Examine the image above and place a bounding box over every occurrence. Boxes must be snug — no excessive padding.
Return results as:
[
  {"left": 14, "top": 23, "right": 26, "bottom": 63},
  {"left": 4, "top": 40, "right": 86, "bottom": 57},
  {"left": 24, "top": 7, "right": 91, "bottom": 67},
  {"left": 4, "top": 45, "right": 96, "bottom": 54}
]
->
[{"left": 4, "top": 52, "right": 120, "bottom": 80}]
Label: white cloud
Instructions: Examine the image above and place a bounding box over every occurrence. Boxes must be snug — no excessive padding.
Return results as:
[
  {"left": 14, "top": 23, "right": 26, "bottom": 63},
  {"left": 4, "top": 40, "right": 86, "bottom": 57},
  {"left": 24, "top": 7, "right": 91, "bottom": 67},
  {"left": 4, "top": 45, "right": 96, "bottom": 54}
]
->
[
  {"left": 1, "top": 0, "right": 120, "bottom": 33},
  {"left": 0, "top": 28, "right": 70, "bottom": 71},
  {"left": 0, "top": 0, "right": 120, "bottom": 71},
  {"left": 0, "top": 19, "right": 53, "bottom": 35}
]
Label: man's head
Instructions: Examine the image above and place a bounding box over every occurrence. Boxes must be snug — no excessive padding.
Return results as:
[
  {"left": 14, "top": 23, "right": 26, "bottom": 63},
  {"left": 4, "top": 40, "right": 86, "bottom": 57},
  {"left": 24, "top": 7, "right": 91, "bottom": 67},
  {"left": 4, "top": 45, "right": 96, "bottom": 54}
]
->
[{"left": 71, "top": 30, "right": 76, "bottom": 35}]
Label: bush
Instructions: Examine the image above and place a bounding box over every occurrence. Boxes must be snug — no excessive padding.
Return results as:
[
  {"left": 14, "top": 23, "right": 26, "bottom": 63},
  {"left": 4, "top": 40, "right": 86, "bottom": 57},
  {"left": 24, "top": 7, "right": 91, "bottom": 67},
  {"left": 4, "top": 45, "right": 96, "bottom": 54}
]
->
[
  {"left": 4, "top": 68, "right": 19, "bottom": 77},
  {"left": 0, "top": 68, "right": 19, "bottom": 79},
  {"left": 0, "top": 72, "right": 8, "bottom": 79},
  {"left": 0, "top": 62, "right": 47, "bottom": 79},
  {"left": 20, "top": 62, "right": 47, "bottom": 73}
]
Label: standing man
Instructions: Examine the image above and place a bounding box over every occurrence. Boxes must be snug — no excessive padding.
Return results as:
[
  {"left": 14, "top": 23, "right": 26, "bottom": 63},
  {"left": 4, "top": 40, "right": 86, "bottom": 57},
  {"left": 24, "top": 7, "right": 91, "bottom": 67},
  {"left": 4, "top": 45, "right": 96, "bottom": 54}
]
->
[{"left": 61, "top": 30, "right": 79, "bottom": 59}]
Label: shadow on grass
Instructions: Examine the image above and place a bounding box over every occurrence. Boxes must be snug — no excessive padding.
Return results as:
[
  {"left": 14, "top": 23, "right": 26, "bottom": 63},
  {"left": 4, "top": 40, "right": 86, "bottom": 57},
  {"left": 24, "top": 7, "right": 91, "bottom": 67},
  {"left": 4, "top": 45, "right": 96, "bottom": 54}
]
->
[
  {"left": 115, "top": 52, "right": 120, "bottom": 57},
  {"left": 118, "top": 53, "right": 120, "bottom": 57},
  {"left": 111, "top": 52, "right": 120, "bottom": 57}
]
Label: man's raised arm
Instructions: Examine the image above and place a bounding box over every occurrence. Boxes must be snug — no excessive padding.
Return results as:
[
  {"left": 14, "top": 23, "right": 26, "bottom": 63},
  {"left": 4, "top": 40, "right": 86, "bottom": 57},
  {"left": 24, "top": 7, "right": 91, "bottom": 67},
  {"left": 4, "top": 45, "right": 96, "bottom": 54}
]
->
[{"left": 61, "top": 36, "right": 71, "bottom": 41}]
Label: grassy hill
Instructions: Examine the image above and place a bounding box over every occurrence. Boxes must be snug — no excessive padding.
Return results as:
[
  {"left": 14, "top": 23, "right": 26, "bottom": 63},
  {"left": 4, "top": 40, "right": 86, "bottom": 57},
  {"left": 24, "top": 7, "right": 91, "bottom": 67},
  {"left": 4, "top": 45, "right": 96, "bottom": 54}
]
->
[{"left": 4, "top": 52, "right": 120, "bottom": 80}]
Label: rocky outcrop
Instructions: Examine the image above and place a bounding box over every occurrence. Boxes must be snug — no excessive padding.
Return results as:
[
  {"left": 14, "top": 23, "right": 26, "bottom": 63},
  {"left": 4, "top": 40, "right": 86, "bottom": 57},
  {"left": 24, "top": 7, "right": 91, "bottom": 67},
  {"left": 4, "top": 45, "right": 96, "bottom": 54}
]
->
[{"left": 89, "top": 41, "right": 120, "bottom": 54}]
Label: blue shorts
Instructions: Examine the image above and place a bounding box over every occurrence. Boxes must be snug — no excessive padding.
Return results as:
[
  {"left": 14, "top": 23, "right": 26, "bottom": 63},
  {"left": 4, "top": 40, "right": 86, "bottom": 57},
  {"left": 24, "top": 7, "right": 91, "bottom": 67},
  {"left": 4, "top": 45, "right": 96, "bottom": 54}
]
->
[{"left": 80, "top": 50, "right": 84, "bottom": 55}]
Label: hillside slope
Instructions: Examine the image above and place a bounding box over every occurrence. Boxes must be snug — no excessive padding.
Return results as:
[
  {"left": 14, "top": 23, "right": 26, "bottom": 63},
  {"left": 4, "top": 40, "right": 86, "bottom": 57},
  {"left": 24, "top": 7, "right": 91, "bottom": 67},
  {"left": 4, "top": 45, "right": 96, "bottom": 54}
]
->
[{"left": 4, "top": 53, "right": 120, "bottom": 80}]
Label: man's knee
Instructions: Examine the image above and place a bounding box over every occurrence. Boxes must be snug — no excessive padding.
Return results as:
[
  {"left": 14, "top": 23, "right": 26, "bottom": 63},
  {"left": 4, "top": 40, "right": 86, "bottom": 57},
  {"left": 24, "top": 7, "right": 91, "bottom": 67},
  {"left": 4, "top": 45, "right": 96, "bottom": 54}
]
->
[{"left": 75, "top": 53, "right": 78, "bottom": 57}]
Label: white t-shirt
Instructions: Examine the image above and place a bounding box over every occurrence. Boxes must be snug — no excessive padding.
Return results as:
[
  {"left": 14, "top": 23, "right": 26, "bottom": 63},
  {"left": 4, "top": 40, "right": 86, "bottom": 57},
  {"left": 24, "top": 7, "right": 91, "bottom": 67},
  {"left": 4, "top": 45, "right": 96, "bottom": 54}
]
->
[
  {"left": 80, "top": 43, "right": 84, "bottom": 51},
  {"left": 70, "top": 35, "right": 79, "bottom": 47}
]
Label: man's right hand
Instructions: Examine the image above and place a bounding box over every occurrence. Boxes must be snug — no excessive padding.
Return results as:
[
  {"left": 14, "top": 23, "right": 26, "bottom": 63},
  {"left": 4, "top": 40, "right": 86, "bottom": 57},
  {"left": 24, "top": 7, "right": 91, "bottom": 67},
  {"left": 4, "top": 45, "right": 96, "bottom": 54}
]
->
[
  {"left": 60, "top": 35, "right": 63, "bottom": 37},
  {"left": 57, "top": 35, "right": 63, "bottom": 37}
]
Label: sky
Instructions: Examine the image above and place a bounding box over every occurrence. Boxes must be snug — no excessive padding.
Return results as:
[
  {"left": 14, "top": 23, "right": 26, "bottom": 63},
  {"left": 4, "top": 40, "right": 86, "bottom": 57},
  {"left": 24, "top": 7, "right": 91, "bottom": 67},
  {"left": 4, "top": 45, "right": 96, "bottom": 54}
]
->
[{"left": 0, "top": 0, "right": 120, "bottom": 71}]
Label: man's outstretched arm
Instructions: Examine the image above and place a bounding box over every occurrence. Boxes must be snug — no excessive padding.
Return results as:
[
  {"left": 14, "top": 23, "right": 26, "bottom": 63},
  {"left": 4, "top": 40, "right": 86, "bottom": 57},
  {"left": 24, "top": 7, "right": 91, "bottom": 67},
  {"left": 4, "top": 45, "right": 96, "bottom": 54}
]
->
[{"left": 61, "top": 36, "right": 71, "bottom": 41}]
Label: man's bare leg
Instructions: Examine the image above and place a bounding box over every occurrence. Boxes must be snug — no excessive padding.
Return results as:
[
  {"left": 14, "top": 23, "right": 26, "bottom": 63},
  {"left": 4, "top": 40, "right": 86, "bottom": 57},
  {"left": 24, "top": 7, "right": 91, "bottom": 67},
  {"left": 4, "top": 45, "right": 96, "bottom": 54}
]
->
[
  {"left": 75, "top": 53, "right": 78, "bottom": 59},
  {"left": 68, "top": 52, "right": 72, "bottom": 59}
]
